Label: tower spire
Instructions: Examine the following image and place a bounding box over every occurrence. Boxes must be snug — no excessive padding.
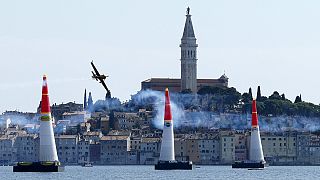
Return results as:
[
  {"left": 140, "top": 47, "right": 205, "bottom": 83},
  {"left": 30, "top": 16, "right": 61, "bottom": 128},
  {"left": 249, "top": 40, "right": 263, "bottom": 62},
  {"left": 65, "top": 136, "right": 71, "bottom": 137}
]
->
[
  {"left": 84, "top": 89, "right": 87, "bottom": 110},
  {"left": 182, "top": 7, "right": 195, "bottom": 39}
]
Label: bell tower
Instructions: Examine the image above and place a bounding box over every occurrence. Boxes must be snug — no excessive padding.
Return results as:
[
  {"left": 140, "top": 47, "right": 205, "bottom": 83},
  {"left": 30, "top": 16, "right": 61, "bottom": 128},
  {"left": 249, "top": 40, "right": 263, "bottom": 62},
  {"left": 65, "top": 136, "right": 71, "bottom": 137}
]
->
[{"left": 180, "top": 7, "right": 198, "bottom": 93}]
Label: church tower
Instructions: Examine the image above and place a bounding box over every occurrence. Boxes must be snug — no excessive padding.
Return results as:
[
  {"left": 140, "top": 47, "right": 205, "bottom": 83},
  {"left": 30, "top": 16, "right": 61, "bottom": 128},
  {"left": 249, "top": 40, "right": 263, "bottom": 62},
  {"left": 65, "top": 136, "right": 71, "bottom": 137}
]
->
[{"left": 180, "top": 7, "right": 198, "bottom": 93}]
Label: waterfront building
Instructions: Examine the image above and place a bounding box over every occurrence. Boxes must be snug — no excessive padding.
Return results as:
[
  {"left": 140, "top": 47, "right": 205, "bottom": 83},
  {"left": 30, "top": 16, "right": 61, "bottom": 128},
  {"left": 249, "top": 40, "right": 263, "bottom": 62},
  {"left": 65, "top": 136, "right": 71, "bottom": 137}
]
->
[
  {"left": 219, "top": 131, "right": 235, "bottom": 164},
  {"left": 14, "top": 134, "right": 39, "bottom": 163},
  {"left": 308, "top": 135, "right": 320, "bottom": 165},
  {"left": 198, "top": 134, "right": 220, "bottom": 164},
  {"left": 78, "top": 139, "right": 90, "bottom": 164},
  {"left": 234, "top": 132, "right": 248, "bottom": 161},
  {"left": 100, "top": 135, "right": 130, "bottom": 164},
  {"left": 296, "top": 132, "right": 311, "bottom": 164},
  {"left": 139, "top": 137, "right": 161, "bottom": 165},
  {"left": 55, "top": 135, "right": 79, "bottom": 165},
  {"left": 260, "top": 132, "right": 297, "bottom": 165},
  {"left": 0, "top": 136, "right": 16, "bottom": 165},
  {"left": 174, "top": 138, "right": 188, "bottom": 161}
]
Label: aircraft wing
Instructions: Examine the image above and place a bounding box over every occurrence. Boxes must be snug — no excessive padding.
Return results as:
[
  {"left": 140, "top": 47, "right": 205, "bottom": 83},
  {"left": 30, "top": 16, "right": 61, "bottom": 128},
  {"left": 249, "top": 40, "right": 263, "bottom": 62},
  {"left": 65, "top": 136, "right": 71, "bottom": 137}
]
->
[{"left": 91, "top": 61, "right": 101, "bottom": 76}]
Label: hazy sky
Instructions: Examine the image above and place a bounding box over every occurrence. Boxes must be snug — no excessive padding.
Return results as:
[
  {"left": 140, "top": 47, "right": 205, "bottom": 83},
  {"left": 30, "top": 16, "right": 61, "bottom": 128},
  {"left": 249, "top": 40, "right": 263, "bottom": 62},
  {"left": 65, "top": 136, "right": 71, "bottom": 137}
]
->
[{"left": 1, "top": 0, "right": 320, "bottom": 113}]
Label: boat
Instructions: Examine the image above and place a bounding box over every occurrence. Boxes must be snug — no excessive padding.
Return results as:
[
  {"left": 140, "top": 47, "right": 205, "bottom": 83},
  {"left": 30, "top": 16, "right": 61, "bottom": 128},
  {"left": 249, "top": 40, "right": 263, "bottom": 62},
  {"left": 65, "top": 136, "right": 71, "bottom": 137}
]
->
[
  {"left": 155, "top": 160, "right": 192, "bottom": 170},
  {"left": 232, "top": 160, "right": 266, "bottom": 169},
  {"left": 82, "top": 162, "right": 93, "bottom": 167}
]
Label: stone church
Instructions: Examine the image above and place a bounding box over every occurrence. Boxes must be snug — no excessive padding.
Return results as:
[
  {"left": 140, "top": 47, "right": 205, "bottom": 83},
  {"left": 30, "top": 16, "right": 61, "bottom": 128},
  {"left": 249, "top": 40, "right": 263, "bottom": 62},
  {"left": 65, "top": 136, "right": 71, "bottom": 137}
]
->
[{"left": 141, "top": 7, "right": 228, "bottom": 93}]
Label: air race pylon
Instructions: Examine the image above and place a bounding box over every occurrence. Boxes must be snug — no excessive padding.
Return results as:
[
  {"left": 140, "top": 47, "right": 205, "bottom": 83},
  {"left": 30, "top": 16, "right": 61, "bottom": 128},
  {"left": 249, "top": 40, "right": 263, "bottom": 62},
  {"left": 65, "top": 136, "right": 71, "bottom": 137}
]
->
[
  {"left": 232, "top": 99, "right": 266, "bottom": 169},
  {"left": 155, "top": 88, "right": 192, "bottom": 170},
  {"left": 249, "top": 99, "right": 265, "bottom": 163},
  {"left": 13, "top": 75, "right": 64, "bottom": 172}
]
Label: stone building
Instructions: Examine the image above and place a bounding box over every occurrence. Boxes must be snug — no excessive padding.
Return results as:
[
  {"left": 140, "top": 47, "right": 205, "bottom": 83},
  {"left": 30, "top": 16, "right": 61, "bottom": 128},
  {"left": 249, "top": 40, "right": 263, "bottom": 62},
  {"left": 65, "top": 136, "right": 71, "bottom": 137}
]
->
[
  {"left": 100, "top": 135, "right": 130, "bottom": 164},
  {"left": 113, "top": 112, "right": 147, "bottom": 130},
  {"left": 0, "top": 136, "right": 16, "bottom": 165},
  {"left": 78, "top": 139, "right": 90, "bottom": 164},
  {"left": 296, "top": 132, "right": 311, "bottom": 164},
  {"left": 89, "top": 142, "right": 101, "bottom": 164},
  {"left": 55, "top": 135, "right": 79, "bottom": 165},
  {"left": 139, "top": 137, "right": 161, "bottom": 165},
  {"left": 47, "top": 102, "right": 83, "bottom": 122},
  {"left": 260, "top": 132, "right": 297, "bottom": 165},
  {"left": 198, "top": 134, "right": 220, "bottom": 164},
  {"left": 219, "top": 131, "right": 235, "bottom": 164},
  {"left": 234, "top": 131, "right": 248, "bottom": 161},
  {"left": 14, "top": 134, "right": 39, "bottom": 163}
]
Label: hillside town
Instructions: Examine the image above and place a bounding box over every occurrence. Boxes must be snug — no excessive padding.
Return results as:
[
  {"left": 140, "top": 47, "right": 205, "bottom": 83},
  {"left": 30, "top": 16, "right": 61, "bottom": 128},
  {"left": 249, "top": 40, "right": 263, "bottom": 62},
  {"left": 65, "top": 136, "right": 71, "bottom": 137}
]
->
[{"left": 0, "top": 101, "right": 320, "bottom": 166}]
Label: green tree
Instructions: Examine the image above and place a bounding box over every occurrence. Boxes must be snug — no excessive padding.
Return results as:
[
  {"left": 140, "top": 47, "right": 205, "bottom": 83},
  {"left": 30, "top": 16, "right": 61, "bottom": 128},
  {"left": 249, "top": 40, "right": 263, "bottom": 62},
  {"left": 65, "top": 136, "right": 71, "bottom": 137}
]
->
[
  {"left": 181, "top": 89, "right": 193, "bottom": 94},
  {"left": 257, "top": 86, "right": 262, "bottom": 101},
  {"left": 269, "top": 91, "right": 282, "bottom": 100},
  {"left": 294, "top": 95, "right": 302, "bottom": 103},
  {"left": 249, "top": 87, "right": 253, "bottom": 100}
]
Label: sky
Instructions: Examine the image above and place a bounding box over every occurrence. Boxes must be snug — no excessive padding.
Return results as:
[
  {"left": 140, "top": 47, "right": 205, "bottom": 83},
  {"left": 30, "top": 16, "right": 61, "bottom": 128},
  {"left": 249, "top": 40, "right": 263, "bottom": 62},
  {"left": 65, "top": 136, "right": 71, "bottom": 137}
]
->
[{"left": 1, "top": 0, "right": 320, "bottom": 113}]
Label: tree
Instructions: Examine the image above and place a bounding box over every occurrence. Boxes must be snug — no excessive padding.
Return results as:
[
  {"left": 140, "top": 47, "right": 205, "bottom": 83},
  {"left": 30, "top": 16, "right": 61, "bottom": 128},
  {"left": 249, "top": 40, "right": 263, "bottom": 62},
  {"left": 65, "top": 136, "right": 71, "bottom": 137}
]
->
[
  {"left": 294, "top": 95, "right": 302, "bottom": 103},
  {"left": 281, "top": 93, "right": 286, "bottom": 101},
  {"left": 269, "top": 91, "right": 282, "bottom": 100},
  {"left": 197, "top": 86, "right": 224, "bottom": 95},
  {"left": 241, "top": 93, "right": 251, "bottom": 104},
  {"left": 181, "top": 89, "right": 193, "bottom": 94},
  {"left": 249, "top": 87, "right": 253, "bottom": 100},
  {"left": 257, "top": 86, "right": 262, "bottom": 101}
]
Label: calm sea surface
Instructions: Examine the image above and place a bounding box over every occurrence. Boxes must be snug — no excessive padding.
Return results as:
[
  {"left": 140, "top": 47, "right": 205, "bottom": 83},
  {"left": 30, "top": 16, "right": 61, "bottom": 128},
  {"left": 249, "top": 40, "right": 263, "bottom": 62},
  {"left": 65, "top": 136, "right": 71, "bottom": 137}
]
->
[{"left": 0, "top": 165, "right": 319, "bottom": 180}]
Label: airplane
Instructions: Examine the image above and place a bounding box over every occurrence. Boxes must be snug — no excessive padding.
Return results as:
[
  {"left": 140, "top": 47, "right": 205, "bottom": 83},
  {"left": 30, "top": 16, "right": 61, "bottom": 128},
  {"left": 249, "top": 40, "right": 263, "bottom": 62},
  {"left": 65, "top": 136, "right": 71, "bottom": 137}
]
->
[
  {"left": 91, "top": 61, "right": 108, "bottom": 81},
  {"left": 90, "top": 61, "right": 111, "bottom": 99}
]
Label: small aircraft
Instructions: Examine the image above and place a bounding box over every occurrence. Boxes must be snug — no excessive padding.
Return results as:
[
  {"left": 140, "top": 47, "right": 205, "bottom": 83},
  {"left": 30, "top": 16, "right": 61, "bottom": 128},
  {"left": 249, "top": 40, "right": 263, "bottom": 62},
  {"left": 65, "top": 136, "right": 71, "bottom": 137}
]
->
[
  {"left": 90, "top": 61, "right": 111, "bottom": 99},
  {"left": 91, "top": 61, "right": 108, "bottom": 81}
]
